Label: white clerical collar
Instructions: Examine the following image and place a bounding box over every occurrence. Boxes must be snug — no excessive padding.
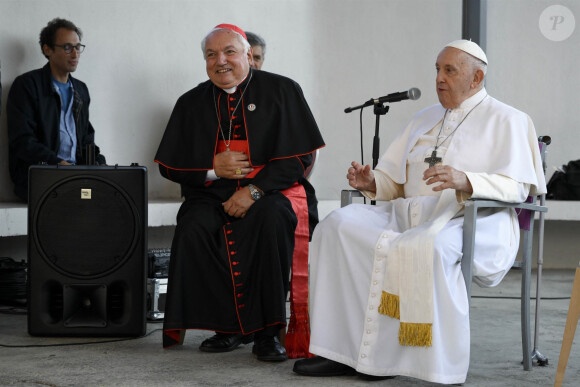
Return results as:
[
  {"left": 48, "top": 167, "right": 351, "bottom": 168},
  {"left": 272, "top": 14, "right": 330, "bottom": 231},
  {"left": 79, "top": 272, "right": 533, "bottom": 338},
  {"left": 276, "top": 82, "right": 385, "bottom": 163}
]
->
[
  {"left": 455, "top": 88, "right": 488, "bottom": 111},
  {"left": 220, "top": 71, "right": 251, "bottom": 94}
]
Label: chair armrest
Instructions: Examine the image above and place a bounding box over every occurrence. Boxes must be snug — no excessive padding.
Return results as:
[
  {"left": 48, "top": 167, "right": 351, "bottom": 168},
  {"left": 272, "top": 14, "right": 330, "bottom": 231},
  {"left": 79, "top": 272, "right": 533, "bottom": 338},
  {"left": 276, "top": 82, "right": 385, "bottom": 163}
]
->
[
  {"left": 341, "top": 189, "right": 364, "bottom": 208},
  {"left": 462, "top": 197, "right": 548, "bottom": 302},
  {"left": 464, "top": 199, "right": 548, "bottom": 214}
]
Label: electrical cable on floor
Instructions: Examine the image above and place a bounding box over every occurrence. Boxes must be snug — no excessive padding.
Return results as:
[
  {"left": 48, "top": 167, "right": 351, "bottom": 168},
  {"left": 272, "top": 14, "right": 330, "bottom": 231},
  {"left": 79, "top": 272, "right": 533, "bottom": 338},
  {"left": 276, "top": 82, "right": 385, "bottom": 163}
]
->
[
  {"left": 1, "top": 293, "right": 572, "bottom": 348},
  {"left": 0, "top": 327, "right": 163, "bottom": 348}
]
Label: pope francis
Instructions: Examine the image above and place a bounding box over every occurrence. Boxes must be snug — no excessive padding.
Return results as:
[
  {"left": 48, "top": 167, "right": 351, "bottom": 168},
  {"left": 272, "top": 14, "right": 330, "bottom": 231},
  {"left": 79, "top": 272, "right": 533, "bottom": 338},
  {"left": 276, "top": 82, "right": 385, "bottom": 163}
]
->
[{"left": 293, "top": 40, "right": 547, "bottom": 384}]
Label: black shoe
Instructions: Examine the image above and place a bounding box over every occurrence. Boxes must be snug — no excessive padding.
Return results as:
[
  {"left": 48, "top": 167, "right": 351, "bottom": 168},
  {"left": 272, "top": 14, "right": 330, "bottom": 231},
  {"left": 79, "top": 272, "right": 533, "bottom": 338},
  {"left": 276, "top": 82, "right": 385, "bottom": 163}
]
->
[
  {"left": 293, "top": 356, "right": 356, "bottom": 377},
  {"left": 356, "top": 372, "right": 397, "bottom": 381},
  {"left": 252, "top": 335, "right": 288, "bottom": 362},
  {"left": 199, "top": 332, "right": 254, "bottom": 353}
]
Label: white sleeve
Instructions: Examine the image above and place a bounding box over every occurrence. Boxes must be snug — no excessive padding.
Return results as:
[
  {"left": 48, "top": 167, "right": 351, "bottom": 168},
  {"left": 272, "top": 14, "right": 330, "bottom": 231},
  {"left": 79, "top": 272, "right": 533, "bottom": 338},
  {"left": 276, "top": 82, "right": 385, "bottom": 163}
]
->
[
  {"left": 205, "top": 170, "right": 220, "bottom": 182},
  {"left": 456, "top": 172, "right": 530, "bottom": 204},
  {"left": 359, "top": 170, "right": 405, "bottom": 201}
]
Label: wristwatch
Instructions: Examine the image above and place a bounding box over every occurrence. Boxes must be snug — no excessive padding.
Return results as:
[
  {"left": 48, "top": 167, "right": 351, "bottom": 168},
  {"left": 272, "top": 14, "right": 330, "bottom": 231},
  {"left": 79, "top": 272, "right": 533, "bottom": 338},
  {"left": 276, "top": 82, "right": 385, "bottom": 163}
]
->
[{"left": 248, "top": 184, "right": 262, "bottom": 201}]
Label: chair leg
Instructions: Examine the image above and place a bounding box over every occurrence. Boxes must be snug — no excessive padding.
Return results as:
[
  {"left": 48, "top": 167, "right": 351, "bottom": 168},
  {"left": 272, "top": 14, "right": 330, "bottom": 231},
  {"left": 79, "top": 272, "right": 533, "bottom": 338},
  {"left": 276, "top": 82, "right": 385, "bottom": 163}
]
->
[
  {"left": 521, "top": 230, "right": 533, "bottom": 371},
  {"left": 554, "top": 268, "right": 580, "bottom": 387}
]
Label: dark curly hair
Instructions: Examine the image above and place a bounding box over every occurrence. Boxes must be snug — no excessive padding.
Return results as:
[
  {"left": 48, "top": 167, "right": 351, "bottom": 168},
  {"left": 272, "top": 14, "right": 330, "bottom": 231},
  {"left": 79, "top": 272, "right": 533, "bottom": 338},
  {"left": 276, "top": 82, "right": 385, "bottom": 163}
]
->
[{"left": 39, "top": 18, "right": 83, "bottom": 59}]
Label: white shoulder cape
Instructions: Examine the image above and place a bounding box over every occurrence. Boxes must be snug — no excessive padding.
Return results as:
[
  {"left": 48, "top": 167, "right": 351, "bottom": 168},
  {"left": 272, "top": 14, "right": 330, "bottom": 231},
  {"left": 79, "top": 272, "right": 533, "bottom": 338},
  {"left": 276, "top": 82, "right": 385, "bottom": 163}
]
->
[{"left": 375, "top": 95, "right": 547, "bottom": 196}]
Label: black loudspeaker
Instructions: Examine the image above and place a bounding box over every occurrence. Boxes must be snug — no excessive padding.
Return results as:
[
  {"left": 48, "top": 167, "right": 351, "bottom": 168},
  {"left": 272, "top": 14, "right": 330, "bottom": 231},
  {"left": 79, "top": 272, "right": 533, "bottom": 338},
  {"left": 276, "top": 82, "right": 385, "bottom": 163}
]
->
[{"left": 27, "top": 165, "right": 147, "bottom": 336}]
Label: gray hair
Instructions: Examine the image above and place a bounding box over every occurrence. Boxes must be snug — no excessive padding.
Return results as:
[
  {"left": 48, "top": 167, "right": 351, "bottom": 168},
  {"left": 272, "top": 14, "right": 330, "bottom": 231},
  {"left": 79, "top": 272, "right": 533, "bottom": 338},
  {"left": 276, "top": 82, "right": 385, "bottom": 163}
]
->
[
  {"left": 201, "top": 28, "right": 251, "bottom": 56},
  {"left": 464, "top": 52, "right": 487, "bottom": 76},
  {"left": 245, "top": 31, "right": 266, "bottom": 54}
]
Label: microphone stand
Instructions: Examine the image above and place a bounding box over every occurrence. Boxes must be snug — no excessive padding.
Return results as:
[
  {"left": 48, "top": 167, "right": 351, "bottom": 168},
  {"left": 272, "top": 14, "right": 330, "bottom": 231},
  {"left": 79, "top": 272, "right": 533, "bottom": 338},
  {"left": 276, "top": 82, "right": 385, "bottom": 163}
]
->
[
  {"left": 372, "top": 102, "right": 389, "bottom": 169},
  {"left": 344, "top": 100, "right": 391, "bottom": 206},
  {"left": 370, "top": 102, "right": 390, "bottom": 205}
]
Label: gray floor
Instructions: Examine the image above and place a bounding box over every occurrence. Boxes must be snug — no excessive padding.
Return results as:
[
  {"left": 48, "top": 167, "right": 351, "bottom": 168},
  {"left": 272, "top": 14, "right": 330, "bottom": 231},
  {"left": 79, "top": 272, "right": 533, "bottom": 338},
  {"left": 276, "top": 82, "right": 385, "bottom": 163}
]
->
[{"left": 0, "top": 269, "right": 578, "bottom": 386}]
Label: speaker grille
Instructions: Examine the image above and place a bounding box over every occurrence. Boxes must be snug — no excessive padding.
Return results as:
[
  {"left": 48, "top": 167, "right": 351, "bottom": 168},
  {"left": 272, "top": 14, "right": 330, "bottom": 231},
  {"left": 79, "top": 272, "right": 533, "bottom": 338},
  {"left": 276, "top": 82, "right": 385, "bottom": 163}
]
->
[{"left": 32, "top": 176, "right": 139, "bottom": 279}]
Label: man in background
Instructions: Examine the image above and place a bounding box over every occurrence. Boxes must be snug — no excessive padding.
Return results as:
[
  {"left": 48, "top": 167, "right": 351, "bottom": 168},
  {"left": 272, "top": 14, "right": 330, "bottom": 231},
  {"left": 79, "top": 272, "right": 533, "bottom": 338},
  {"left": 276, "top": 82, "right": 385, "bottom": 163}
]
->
[
  {"left": 246, "top": 31, "right": 266, "bottom": 70},
  {"left": 7, "top": 18, "right": 105, "bottom": 201}
]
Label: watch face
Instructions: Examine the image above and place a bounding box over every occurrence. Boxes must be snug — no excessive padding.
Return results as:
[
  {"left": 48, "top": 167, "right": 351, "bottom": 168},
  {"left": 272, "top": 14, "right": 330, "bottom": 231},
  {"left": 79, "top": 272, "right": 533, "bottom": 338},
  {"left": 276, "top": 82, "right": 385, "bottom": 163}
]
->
[{"left": 249, "top": 185, "right": 261, "bottom": 200}]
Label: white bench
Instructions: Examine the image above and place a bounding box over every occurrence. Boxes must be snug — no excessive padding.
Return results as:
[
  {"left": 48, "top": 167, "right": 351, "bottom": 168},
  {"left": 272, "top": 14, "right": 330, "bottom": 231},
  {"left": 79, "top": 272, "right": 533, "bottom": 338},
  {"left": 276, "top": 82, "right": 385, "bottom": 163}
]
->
[
  {"left": 0, "top": 199, "right": 183, "bottom": 237},
  {"left": 317, "top": 199, "right": 580, "bottom": 222},
  {"left": 1, "top": 199, "right": 579, "bottom": 238}
]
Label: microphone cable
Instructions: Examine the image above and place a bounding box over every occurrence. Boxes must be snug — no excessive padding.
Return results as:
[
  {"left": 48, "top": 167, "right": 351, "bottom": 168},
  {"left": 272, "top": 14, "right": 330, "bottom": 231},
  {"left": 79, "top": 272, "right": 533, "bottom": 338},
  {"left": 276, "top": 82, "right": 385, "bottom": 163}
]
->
[{"left": 358, "top": 106, "right": 368, "bottom": 205}]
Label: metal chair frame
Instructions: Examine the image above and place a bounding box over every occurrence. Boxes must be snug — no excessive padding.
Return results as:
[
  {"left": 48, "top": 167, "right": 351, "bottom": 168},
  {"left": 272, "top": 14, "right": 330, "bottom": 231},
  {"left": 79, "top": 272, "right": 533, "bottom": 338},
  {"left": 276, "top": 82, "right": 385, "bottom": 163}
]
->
[{"left": 463, "top": 138, "right": 549, "bottom": 370}]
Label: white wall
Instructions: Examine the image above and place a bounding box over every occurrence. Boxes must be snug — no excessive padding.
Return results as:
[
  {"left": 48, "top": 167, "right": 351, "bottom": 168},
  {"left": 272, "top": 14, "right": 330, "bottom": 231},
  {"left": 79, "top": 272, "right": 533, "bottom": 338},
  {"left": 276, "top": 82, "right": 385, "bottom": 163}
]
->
[
  {"left": 0, "top": 0, "right": 461, "bottom": 202},
  {"left": 2, "top": 0, "right": 575, "bottom": 204},
  {"left": 484, "top": 0, "right": 580, "bottom": 179}
]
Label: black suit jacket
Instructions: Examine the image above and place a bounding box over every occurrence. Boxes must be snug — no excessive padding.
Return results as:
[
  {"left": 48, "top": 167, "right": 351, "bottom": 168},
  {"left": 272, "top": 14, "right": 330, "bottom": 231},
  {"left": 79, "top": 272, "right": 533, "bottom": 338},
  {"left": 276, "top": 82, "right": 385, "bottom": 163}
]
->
[{"left": 7, "top": 63, "right": 106, "bottom": 201}]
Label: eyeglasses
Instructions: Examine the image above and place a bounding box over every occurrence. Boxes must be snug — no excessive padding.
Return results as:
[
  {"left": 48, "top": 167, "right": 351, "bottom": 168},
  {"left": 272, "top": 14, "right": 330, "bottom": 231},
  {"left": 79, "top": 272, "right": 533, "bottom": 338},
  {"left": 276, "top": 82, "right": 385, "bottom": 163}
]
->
[{"left": 53, "top": 43, "right": 86, "bottom": 54}]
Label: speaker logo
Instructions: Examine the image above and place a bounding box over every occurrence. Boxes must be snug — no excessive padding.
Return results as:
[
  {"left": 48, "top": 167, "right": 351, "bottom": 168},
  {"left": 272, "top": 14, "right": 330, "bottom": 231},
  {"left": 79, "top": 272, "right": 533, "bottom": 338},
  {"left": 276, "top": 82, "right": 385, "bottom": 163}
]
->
[{"left": 81, "top": 188, "right": 92, "bottom": 199}]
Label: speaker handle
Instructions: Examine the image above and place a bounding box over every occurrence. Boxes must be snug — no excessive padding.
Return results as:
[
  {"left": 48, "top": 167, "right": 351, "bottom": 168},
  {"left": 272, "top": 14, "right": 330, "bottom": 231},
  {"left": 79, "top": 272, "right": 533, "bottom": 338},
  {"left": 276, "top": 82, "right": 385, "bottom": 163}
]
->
[{"left": 85, "top": 144, "right": 96, "bottom": 165}]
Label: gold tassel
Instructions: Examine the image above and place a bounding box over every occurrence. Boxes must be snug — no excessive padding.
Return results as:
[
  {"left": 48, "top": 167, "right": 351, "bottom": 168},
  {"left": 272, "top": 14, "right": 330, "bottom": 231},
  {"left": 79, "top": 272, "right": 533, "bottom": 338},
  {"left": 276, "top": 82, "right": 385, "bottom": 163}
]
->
[
  {"left": 398, "top": 322, "right": 432, "bottom": 347},
  {"left": 378, "top": 291, "right": 400, "bottom": 319}
]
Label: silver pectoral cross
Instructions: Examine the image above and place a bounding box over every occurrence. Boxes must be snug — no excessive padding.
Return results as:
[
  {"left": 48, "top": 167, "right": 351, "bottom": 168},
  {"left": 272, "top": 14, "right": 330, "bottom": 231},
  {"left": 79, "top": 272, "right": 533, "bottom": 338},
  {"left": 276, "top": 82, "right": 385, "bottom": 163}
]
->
[{"left": 424, "top": 150, "right": 442, "bottom": 168}]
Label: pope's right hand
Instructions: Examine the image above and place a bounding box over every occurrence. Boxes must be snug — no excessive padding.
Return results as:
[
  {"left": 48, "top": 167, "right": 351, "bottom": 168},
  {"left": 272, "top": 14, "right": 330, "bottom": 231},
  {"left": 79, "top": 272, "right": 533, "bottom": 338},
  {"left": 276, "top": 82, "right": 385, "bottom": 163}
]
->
[{"left": 347, "top": 161, "right": 376, "bottom": 192}]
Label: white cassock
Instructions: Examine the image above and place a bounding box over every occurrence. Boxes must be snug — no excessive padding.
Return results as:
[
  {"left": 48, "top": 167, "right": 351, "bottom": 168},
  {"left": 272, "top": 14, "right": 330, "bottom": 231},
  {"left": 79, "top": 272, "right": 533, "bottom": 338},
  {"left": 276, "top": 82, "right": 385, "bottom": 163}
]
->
[{"left": 308, "top": 89, "right": 547, "bottom": 385}]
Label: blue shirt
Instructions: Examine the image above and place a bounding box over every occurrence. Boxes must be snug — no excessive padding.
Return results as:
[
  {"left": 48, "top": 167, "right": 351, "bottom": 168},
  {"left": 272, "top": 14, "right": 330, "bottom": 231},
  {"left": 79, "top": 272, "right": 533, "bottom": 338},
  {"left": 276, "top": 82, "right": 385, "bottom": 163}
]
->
[{"left": 52, "top": 78, "right": 77, "bottom": 164}]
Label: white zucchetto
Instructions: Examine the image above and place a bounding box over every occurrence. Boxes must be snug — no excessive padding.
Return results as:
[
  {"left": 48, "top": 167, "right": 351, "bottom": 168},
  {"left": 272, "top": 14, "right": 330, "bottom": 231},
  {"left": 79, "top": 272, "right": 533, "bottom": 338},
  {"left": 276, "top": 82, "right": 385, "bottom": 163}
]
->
[{"left": 445, "top": 39, "right": 488, "bottom": 64}]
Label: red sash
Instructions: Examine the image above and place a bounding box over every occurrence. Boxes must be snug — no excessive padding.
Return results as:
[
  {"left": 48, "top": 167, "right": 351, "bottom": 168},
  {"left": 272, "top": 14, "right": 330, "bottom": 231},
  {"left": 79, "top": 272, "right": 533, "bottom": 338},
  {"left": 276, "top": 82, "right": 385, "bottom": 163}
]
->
[{"left": 281, "top": 183, "right": 313, "bottom": 358}]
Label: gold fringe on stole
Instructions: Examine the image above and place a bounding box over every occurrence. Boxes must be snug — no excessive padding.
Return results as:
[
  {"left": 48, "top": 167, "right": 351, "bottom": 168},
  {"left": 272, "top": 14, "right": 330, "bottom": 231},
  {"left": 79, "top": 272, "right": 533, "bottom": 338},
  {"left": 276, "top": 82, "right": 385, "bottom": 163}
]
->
[
  {"left": 378, "top": 291, "right": 400, "bottom": 319},
  {"left": 398, "top": 322, "right": 432, "bottom": 347}
]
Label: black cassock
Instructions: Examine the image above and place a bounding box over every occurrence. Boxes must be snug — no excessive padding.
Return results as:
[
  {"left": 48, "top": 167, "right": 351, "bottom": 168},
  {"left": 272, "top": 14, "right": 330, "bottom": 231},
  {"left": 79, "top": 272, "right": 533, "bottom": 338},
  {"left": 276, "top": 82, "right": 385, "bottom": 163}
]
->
[{"left": 155, "top": 69, "right": 324, "bottom": 347}]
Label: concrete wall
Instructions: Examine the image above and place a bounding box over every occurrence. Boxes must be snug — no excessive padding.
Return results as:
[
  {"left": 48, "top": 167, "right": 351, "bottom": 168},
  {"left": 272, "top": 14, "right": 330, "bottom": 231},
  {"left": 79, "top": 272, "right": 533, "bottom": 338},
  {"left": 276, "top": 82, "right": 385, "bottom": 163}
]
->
[
  {"left": 0, "top": 0, "right": 461, "bottom": 202},
  {"left": 1, "top": 0, "right": 578, "bottom": 204},
  {"left": 2, "top": 0, "right": 578, "bottom": 205},
  {"left": 484, "top": 0, "right": 580, "bottom": 177}
]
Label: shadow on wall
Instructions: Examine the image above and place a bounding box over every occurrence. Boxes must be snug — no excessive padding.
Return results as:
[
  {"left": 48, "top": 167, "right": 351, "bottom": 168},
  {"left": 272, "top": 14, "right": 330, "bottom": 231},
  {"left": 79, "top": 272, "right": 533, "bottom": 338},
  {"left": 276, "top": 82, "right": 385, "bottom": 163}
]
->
[
  {"left": 0, "top": 38, "right": 35, "bottom": 202},
  {"left": 142, "top": 105, "right": 183, "bottom": 200},
  {"left": 0, "top": 79, "right": 17, "bottom": 202}
]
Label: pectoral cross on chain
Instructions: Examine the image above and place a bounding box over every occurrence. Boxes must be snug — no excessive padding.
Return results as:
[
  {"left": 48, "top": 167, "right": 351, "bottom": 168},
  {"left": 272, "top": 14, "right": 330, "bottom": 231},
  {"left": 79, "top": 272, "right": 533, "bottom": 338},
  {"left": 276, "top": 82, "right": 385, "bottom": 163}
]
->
[{"left": 424, "top": 150, "right": 442, "bottom": 168}]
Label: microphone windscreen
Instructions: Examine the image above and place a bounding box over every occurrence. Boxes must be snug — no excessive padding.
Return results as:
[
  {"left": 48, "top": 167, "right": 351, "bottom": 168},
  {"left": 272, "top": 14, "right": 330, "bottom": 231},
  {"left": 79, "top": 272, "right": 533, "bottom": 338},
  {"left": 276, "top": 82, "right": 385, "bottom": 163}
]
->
[{"left": 408, "top": 88, "right": 421, "bottom": 100}]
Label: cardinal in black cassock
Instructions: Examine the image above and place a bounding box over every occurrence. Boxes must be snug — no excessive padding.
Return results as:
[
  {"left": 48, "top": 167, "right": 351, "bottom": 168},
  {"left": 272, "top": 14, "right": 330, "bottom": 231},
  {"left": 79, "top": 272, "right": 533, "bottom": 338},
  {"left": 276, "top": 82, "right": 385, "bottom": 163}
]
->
[{"left": 154, "top": 23, "right": 324, "bottom": 361}]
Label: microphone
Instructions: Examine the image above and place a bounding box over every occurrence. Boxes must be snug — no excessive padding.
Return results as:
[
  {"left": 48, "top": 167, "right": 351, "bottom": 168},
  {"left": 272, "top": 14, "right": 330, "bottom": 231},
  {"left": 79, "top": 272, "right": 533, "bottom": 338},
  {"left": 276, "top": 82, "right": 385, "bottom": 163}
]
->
[
  {"left": 373, "top": 87, "right": 421, "bottom": 104},
  {"left": 344, "top": 87, "right": 421, "bottom": 113}
]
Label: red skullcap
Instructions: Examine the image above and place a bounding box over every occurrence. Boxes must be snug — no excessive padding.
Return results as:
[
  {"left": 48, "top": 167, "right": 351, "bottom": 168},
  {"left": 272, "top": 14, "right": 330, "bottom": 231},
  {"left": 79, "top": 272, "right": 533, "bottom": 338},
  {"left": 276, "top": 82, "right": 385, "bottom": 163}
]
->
[{"left": 214, "top": 23, "right": 248, "bottom": 41}]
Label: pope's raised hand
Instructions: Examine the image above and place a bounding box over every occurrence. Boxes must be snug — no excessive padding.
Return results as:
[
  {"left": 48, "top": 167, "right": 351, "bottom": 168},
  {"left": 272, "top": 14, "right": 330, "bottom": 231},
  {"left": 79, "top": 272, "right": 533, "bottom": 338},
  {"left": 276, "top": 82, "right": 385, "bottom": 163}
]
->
[{"left": 347, "top": 161, "right": 376, "bottom": 193}]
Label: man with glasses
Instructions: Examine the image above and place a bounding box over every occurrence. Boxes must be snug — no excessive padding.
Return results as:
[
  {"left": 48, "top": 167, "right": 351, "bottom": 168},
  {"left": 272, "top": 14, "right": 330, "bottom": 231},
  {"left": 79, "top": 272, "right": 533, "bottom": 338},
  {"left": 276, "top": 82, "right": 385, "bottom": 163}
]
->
[{"left": 7, "top": 18, "right": 106, "bottom": 201}]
